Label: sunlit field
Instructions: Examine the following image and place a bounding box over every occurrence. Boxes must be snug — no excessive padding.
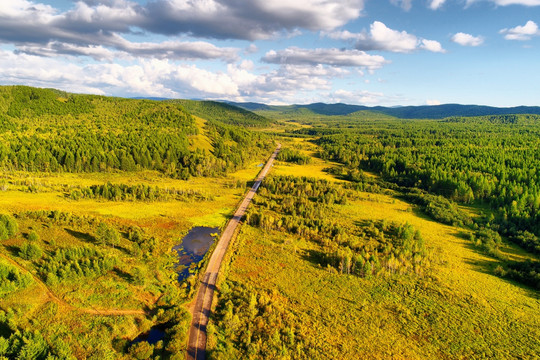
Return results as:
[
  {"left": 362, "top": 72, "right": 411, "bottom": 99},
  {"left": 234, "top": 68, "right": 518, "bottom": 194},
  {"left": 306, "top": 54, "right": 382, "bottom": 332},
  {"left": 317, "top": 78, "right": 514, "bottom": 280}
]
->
[{"left": 208, "top": 145, "right": 540, "bottom": 360}]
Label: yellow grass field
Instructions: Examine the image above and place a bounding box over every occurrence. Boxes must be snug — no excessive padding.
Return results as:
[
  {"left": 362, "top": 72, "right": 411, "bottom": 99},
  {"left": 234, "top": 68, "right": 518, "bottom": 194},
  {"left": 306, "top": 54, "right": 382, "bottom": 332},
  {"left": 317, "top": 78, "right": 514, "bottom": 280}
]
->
[
  {"left": 212, "top": 189, "right": 539, "bottom": 359},
  {"left": 0, "top": 152, "right": 269, "bottom": 358},
  {"left": 0, "top": 162, "right": 266, "bottom": 227},
  {"left": 271, "top": 137, "right": 346, "bottom": 181},
  {"left": 209, "top": 144, "right": 540, "bottom": 359},
  {"left": 345, "top": 192, "right": 538, "bottom": 313},
  {"left": 188, "top": 116, "right": 214, "bottom": 152}
]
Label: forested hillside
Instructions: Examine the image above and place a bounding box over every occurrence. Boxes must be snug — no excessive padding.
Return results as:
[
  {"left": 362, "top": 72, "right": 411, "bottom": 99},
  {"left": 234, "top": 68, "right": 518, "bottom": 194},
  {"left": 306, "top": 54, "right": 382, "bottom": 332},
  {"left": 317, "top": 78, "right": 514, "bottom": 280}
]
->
[
  {"left": 0, "top": 86, "right": 271, "bottom": 178},
  {"left": 230, "top": 101, "right": 540, "bottom": 119},
  {"left": 173, "top": 100, "right": 273, "bottom": 128}
]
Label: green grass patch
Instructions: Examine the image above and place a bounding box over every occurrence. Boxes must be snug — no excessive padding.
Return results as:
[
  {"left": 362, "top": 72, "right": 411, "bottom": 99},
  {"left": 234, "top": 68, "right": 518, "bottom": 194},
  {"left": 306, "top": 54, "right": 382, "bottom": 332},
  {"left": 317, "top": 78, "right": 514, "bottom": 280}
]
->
[{"left": 210, "top": 187, "right": 540, "bottom": 359}]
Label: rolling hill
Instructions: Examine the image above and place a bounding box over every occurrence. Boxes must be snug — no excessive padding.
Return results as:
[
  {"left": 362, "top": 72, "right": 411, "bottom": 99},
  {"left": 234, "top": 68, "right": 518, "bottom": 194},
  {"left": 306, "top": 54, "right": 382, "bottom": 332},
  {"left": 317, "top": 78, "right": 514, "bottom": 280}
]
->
[{"left": 227, "top": 101, "right": 540, "bottom": 119}]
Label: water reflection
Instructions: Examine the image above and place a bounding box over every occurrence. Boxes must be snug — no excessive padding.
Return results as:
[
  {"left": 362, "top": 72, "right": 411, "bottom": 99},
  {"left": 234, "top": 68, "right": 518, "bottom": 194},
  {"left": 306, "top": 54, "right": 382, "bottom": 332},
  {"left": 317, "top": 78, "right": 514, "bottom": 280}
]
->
[
  {"left": 131, "top": 326, "right": 166, "bottom": 345},
  {"left": 173, "top": 226, "right": 219, "bottom": 282}
]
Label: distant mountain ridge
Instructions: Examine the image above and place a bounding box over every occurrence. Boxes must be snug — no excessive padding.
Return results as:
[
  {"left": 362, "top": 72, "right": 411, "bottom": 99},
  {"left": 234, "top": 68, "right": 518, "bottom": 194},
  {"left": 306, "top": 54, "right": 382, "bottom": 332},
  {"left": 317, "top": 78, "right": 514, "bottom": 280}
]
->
[{"left": 226, "top": 101, "right": 540, "bottom": 119}]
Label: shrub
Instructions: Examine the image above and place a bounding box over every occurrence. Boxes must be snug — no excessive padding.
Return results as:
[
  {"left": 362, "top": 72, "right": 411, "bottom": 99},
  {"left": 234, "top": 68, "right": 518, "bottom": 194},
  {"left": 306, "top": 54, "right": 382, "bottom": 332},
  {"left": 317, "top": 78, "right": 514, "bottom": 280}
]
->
[
  {"left": 474, "top": 228, "right": 505, "bottom": 259},
  {"left": 37, "top": 246, "right": 117, "bottom": 283},
  {"left": 0, "top": 223, "right": 8, "bottom": 241},
  {"left": 96, "top": 222, "right": 120, "bottom": 248},
  {"left": 497, "top": 261, "right": 540, "bottom": 290},
  {"left": 404, "top": 191, "right": 471, "bottom": 226},
  {"left": 0, "top": 214, "right": 18, "bottom": 240},
  {"left": 276, "top": 148, "right": 311, "bottom": 165},
  {"left": 128, "top": 341, "right": 154, "bottom": 360},
  {"left": 128, "top": 228, "right": 144, "bottom": 243},
  {"left": 19, "top": 242, "right": 43, "bottom": 260},
  {"left": 28, "top": 231, "right": 40, "bottom": 242},
  {"left": 0, "top": 261, "right": 32, "bottom": 297},
  {"left": 509, "top": 231, "right": 540, "bottom": 255}
]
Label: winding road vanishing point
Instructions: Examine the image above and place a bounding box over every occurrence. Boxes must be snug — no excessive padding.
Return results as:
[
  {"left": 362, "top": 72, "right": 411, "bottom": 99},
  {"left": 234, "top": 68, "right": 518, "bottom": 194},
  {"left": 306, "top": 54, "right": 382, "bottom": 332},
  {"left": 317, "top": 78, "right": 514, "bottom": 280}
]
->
[{"left": 186, "top": 144, "right": 281, "bottom": 360}]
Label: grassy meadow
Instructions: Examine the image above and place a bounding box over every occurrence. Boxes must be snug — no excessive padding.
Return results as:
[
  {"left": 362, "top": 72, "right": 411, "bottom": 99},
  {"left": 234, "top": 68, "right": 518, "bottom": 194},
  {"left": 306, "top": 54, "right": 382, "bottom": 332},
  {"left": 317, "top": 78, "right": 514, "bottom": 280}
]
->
[
  {"left": 0, "top": 167, "right": 264, "bottom": 226},
  {"left": 208, "top": 142, "right": 540, "bottom": 360},
  {"left": 269, "top": 137, "right": 345, "bottom": 182},
  {"left": 0, "top": 159, "right": 271, "bottom": 358},
  {"left": 0, "top": 87, "right": 274, "bottom": 359}
]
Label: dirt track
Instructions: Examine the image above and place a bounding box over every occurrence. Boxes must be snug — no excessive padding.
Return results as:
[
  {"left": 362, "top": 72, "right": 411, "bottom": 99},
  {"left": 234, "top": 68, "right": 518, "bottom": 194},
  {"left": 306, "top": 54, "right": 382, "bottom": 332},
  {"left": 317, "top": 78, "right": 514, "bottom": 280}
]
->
[{"left": 186, "top": 144, "right": 281, "bottom": 360}]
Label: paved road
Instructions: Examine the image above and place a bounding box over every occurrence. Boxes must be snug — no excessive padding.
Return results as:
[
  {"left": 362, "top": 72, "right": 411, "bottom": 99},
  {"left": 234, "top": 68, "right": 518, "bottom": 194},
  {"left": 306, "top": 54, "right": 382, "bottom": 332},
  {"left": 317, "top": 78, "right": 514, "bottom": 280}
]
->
[{"left": 186, "top": 144, "right": 281, "bottom": 360}]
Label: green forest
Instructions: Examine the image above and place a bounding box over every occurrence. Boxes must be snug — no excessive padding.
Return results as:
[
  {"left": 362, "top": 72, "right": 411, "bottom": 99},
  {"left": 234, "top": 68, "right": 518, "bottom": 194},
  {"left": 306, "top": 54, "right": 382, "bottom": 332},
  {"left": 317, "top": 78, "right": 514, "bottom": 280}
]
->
[
  {"left": 0, "top": 86, "right": 271, "bottom": 178},
  {"left": 0, "top": 85, "right": 539, "bottom": 359}
]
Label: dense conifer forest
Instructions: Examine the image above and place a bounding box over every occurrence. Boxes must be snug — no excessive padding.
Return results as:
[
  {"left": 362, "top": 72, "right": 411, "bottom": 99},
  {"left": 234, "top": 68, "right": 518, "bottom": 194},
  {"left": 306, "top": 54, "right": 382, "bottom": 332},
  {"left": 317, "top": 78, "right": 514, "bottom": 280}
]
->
[{"left": 0, "top": 86, "right": 271, "bottom": 178}]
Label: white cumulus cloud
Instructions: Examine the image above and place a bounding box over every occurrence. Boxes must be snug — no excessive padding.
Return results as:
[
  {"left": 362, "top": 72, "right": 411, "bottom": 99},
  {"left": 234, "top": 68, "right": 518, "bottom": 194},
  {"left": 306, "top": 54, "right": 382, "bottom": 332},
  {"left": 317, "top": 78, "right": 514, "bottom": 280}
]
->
[
  {"left": 451, "top": 32, "right": 484, "bottom": 46},
  {"left": 429, "top": 0, "right": 447, "bottom": 9},
  {"left": 143, "top": 0, "right": 365, "bottom": 40},
  {"left": 421, "top": 39, "right": 446, "bottom": 52},
  {"left": 465, "top": 0, "right": 540, "bottom": 7},
  {"left": 328, "top": 21, "right": 445, "bottom": 53},
  {"left": 500, "top": 20, "right": 539, "bottom": 40},
  {"left": 0, "top": 0, "right": 366, "bottom": 55},
  {"left": 262, "top": 47, "right": 388, "bottom": 70},
  {"left": 0, "top": 49, "right": 239, "bottom": 98},
  {"left": 486, "top": 0, "right": 540, "bottom": 5},
  {"left": 0, "top": 48, "right": 383, "bottom": 104}
]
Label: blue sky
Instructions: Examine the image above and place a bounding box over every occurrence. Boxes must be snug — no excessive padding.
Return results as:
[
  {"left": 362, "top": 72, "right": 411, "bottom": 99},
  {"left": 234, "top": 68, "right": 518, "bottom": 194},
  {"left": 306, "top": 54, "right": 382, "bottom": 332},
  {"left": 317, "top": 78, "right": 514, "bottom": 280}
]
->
[{"left": 0, "top": 0, "right": 539, "bottom": 106}]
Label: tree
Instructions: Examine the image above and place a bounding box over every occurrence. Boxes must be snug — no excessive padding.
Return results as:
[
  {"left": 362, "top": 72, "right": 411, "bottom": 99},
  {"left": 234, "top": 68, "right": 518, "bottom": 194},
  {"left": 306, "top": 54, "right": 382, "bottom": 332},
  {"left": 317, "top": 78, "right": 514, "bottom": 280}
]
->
[
  {"left": 132, "top": 267, "right": 146, "bottom": 286},
  {"left": 96, "top": 223, "right": 120, "bottom": 248},
  {"left": 0, "top": 215, "right": 18, "bottom": 241},
  {"left": 128, "top": 228, "right": 144, "bottom": 243},
  {"left": 128, "top": 342, "right": 154, "bottom": 360},
  {"left": 63, "top": 151, "right": 75, "bottom": 170},
  {"left": 0, "top": 215, "right": 18, "bottom": 238},
  {"left": 19, "top": 242, "right": 43, "bottom": 260}
]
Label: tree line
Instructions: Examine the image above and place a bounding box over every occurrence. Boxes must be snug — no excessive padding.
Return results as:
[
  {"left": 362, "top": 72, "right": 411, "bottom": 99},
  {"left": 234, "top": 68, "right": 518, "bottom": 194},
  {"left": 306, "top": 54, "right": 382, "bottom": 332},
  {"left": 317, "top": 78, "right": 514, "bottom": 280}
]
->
[
  {"left": 67, "top": 182, "right": 212, "bottom": 202},
  {"left": 276, "top": 147, "right": 312, "bottom": 165}
]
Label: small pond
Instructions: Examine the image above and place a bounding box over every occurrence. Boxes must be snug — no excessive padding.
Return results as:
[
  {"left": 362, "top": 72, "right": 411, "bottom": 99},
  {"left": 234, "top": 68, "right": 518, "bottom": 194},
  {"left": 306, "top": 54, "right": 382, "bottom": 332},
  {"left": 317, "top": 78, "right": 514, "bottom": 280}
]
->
[
  {"left": 131, "top": 227, "right": 219, "bottom": 346},
  {"left": 131, "top": 326, "right": 166, "bottom": 345},
  {"left": 172, "top": 226, "right": 219, "bottom": 282}
]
